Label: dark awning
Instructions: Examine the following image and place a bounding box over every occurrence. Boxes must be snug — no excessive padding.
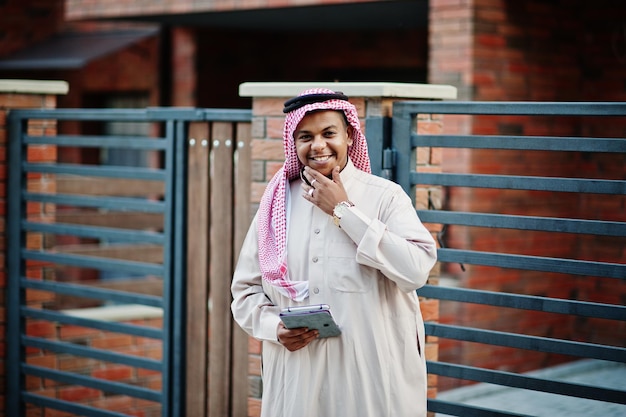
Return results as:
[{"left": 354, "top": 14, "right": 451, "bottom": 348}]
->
[{"left": 0, "top": 28, "right": 159, "bottom": 70}]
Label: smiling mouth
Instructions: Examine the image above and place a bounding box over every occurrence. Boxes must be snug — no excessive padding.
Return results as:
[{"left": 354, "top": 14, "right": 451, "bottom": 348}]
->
[{"left": 309, "top": 155, "right": 334, "bottom": 162}]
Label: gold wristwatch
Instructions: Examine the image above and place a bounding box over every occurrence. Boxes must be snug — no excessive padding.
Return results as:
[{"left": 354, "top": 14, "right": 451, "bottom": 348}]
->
[{"left": 332, "top": 201, "right": 354, "bottom": 227}]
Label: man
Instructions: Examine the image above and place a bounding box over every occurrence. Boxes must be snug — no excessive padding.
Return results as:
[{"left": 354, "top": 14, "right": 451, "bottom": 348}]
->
[{"left": 231, "top": 88, "right": 437, "bottom": 417}]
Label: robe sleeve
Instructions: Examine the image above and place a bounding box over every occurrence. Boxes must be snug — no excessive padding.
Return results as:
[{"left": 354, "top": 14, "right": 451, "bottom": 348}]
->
[
  {"left": 337, "top": 186, "right": 437, "bottom": 293},
  {"left": 230, "top": 216, "right": 283, "bottom": 342}
]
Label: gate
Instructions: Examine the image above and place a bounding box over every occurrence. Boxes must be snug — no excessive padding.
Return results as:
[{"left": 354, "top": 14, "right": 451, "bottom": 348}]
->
[
  {"left": 7, "top": 107, "right": 252, "bottom": 417},
  {"left": 8, "top": 101, "right": 625, "bottom": 417},
  {"left": 391, "top": 101, "right": 626, "bottom": 416}
]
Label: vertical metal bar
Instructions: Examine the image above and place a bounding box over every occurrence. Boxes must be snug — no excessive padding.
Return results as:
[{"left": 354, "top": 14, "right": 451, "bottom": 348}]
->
[
  {"left": 6, "top": 111, "right": 26, "bottom": 417},
  {"left": 171, "top": 119, "right": 188, "bottom": 416},
  {"left": 161, "top": 119, "right": 175, "bottom": 417},
  {"left": 391, "top": 103, "right": 415, "bottom": 202},
  {"left": 364, "top": 116, "right": 386, "bottom": 177}
]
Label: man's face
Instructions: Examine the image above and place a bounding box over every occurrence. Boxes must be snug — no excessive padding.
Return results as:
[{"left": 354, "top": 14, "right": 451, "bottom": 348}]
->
[{"left": 294, "top": 110, "right": 353, "bottom": 177}]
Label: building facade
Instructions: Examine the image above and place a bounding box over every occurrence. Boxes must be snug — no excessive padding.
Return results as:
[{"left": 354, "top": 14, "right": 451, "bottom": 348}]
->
[{"left": 1, "top": 0, "right": 624, "bottom": 415}]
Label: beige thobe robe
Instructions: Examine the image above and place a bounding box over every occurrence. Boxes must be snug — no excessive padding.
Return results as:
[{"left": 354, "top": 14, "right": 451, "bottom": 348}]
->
[{"left": 231, "top": 160, "right": 437, "bottom": 417}]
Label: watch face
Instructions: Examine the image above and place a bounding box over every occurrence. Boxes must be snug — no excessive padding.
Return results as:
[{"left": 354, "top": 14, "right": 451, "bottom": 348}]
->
[
  {"left": 333, "top": 205, "right": 343, "bottom": 226},
  {"left": 333, "top": 201, "right": 353, "bottom": 227}
]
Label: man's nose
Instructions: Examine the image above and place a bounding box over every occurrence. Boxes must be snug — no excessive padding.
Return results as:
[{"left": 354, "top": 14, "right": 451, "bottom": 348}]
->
[{"left": 311, "top": 135, "right": 326, "bottom": 150}]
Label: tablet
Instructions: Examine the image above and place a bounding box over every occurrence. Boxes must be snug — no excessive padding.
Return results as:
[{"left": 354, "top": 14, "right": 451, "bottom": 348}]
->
[{"left": 279, "top": 304, "right": 341, "bottom": 338}]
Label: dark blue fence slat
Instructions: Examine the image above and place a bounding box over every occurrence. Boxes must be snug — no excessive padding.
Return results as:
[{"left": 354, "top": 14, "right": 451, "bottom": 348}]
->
[
  {"left": 414, "top": 134, "right": 626, "bottom": 152},
  {"left": 396, "top": 101, "right": 626, "bottom": 116},
  {"left": 23, "top": 364, "right": 162, "bottom": 402},
  {"left": 6, "top": 105, "right": 27, "bottom": 417},
  {"left": 390, "top": 106, "right": 413, "bottom": 197},
  {"left": 417, "top": 210, "right": 626, "bottom": 237},
  {"left": 21, "top": 278, "right": 164, "bottom": 307},
  {"left": 21, "top": 307, "right": 163, "bottom": 339},
  {"left": 162, "top": 120, "right": 174, "bottom": 409},
  {"left": 413, "top": 172, "right": 625, "bottom": 194},
  {"left": 200, "top": 108, "right": 254, "bottom": 122},
  {"left": 437, "top": 248, "right": 625, "bottom": 279},
  {"left": 23, "top": 221, "right": 165, "bottom": 244},
  {"left": 23, "top": 393, "right": 134, "bottom": 417},
  {"left": 24, "top": 192, "right": 166, "bottom": 212},
  {"left": 24, "top": 162, "right": 167, "bottom": 180},
  {"left": 15, "top": 107, "right": 202, "bottom": 121},
  {"left": 168, "top": 119, "right": 188, "bottom": 415},
  {"left": 25, "top": 134, "right": 168, "bottom": 149},
  {"left": 22, "top": 336, "right": 163, "bottom": 370},
  {"left": 418, "top": 285, "right": 626, "bottom": 320},
  {"left": 427, "top": 399, "right": 532, "bottom": 417},
  {"left": 161, "top": 119, "right": 177, "bottom": 416},
  {"left": 22, "top": 249, "right": 164, "bottom": 276},
  {"left": 14, "top": 106, "right": 250, "bottom": 122},
  {"left": 425, "top": 323, "right": 626, "bottom": 362},
  {"left": 427, "top": 361, "right": 626, "bottom": 405},
  {"left": 365, "top": 116, "right": 392, "bottom": 178}
]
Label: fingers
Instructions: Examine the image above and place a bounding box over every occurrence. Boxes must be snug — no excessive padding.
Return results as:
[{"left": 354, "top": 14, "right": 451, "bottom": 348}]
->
[
  {"left": 301, "top": 168, "right": 318, "bottom": 201},
  {"left": 277, "top": 323, "right": 319, "bottom": 352},
  {"left": 331, "top": 166, "right": 342, "bottom": 184},
  {"left": 302, "top": 166, "right": 350, "bottom": 215},
  {"left": 303, "top": 166, "right": 341, "bottom": 188},
  {"left": 302, "top": 167, "right": 331, "bottom": 199}
]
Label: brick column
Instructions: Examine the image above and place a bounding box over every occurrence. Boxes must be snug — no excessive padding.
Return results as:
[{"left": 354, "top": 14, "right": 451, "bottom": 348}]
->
[
  {"left": 0, "top": 79, "right": 68, "bottom": 417},
  {"left": 171, "top": 27, "right": 197, "bottom": 107},
  {"left": 239, "top": 81, "right": 456, "bottom": 417}
]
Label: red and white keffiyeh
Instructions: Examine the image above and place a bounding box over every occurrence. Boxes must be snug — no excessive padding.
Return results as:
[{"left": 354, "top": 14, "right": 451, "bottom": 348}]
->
[{"left": 257, "top": 88, "right": 371, "bottom": 301}]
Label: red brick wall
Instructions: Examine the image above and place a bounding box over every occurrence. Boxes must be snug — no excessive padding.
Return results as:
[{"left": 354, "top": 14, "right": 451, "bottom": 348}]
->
[
  {"left": 25, "top": 316, "right": 164, "bottom": 417},
  {"left": 0, "top": 0, "right": 65, "bottom": 57},
  {"left": 430, "top": 0, "right": 626, "bottom": 391},
  {"left": 0, "top": 85, "right": 166, "bottom": 417},
  {"left": 473, "top": 0, "right": 626, "bottom": 102},
  {"left": 56, "top": 35, "right": 161, "bottom": 111},
  {"left": 0, "top": 86, "right": 60, "bottom": 417},
  {"left": 170, "top": 28, "right": 197, "bottom": 107}
]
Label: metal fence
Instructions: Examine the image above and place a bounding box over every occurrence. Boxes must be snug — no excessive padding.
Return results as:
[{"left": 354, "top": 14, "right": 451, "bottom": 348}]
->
[
  {"left": 6, "top": 107, "right": 251, "bottom": 417},
  {"left": 391, "top": 101, "right": 626, "bottom": 417},
  {"left": 8, "top": 102, "right": 625, "bottom": 417}
]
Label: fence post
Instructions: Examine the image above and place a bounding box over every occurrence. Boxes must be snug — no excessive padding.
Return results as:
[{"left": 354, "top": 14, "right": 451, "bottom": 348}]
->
[
  {"left": 2, "top": 79, "right": 68, "bottom": 417},
  {"left": 415, "top": 111, "right": 445, "bottom": 408}
]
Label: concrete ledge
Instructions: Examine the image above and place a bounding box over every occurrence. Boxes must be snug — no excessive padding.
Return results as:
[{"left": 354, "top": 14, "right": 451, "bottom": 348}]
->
[
  {"left": 62, "top": 304, "right": 163, "bottom": 322},
  {"left": 436, "top": 359, "right": 626, "bottom": 417},
  {"left": 239, "top": 82, "right": 457, "bottom": 100},
  {"left": 0, "top": 79, "right": 69, "bottom": 95}
]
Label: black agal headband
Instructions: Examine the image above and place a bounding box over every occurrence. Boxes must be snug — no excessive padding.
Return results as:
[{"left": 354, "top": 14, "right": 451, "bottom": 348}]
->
[{"left": 283, "top": 91, "right": 350, "bottom": 113}]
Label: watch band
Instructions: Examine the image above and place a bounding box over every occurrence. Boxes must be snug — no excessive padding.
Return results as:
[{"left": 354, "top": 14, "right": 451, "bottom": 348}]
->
[{"left": 332, "top": 201, "right": 355, "bottom": 227}]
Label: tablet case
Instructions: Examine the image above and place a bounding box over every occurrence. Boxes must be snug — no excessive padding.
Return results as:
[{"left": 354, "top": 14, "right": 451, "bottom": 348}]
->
[{"left": 280, "top": 308, "right": 341, "bottom": 338}]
